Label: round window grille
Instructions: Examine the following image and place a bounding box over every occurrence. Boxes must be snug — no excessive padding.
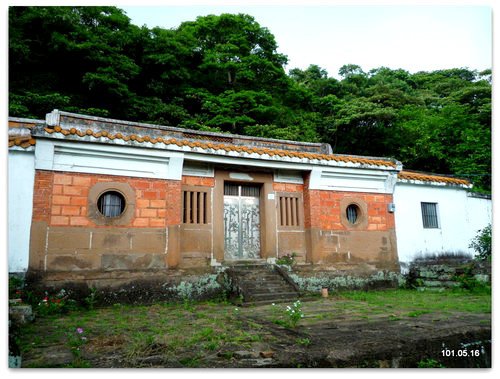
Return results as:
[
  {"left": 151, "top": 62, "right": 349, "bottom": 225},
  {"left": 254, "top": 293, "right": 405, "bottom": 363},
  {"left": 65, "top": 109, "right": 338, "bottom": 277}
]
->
[
  {"left": 346, "top": 204, "right": 360, "bottom": 224},
  {"left": 97, "top": 191, "right": 126, "bottom": 217}
]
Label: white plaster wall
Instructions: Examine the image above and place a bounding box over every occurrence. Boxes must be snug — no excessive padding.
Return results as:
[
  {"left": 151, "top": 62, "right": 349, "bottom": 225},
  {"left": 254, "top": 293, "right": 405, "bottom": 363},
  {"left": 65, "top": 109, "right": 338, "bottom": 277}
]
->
[
  {"left": 394, "top": 183, "right": 492, "bottom": 268},
  {"left": 8, "top": 150, "right": 35, "bottom": 273},
  {"left": 465, "top": 194, "right": 493, "bottom": 244}
]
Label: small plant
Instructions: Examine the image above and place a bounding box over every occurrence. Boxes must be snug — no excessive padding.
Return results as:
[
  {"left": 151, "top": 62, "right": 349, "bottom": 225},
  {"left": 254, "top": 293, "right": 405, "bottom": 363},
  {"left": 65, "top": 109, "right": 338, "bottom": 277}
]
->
[
  {"left": 84, "top": 287, "right": 98, "bottom": 310},
  {"left": 183, "top": 298, "right": 195, "bottom": 312},
  {"left": 276, "top": 253, "right": 298, "bottom": 266},
  {"left": 295, "top": 337, "right": 311, "bottom": 346},
  {"left": 407, "top": 310, "right": 428, "bottom": 318},
  {"left": 221, "top": 351, "right": 234, "bottom": 360},
  {"left": 469, "top": 224, "right": 491, "bottom": 262},
  {"left": 9, "top": 276, "right": 24, "bottom": 298},
  {"left": 417, "top": 358, "right": 445, "bottom": 368},
  {"left": 66, "top": 327, "right": 88, "bottom": 358},
  {"left": 271, "top": 300, "right": 304, "bottom": 328},
  {"left": 35, "top": 289, "right": 77, "bottom": 316},
  {"left": 285, "top": 300, "right": 304, "bottom": 327}
]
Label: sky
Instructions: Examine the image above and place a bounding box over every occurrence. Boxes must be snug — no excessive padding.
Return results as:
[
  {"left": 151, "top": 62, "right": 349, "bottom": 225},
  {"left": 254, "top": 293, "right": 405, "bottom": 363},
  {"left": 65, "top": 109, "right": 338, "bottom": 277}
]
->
[{"left": 120, "top": 2, "right": 492, "bottom": 78}]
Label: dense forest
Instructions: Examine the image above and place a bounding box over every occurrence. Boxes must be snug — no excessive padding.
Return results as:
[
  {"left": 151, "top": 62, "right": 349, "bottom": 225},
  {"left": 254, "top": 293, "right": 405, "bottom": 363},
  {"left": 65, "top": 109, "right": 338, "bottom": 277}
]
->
[{"left": 9, "top": 6, "right": 491, "bottom": 192}]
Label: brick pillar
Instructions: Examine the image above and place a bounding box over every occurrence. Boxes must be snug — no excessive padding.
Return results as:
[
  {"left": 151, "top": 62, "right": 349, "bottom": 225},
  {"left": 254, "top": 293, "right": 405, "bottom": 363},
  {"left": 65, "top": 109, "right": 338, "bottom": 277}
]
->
[
  {"left": 165, "top": 181, "right": 182, "bottom": 268},
  {"left": 29, "top": 170, "right": 54, "bottom": 272},
  {"left": 303, "top": 172, "right": 322, "bottom": 264}
]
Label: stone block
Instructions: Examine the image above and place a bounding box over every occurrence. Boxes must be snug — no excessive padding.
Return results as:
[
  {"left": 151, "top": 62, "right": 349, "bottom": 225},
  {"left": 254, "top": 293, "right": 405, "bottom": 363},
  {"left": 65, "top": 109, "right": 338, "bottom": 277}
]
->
[
  {"left": 101, "top": 253, "right": 166, "bottom": 271},
  {"left": 48, "top": 229, "right": 91, "bottom": 250},
  {"left": 9, "top": 305, "right": 34, "bottom": 324},
  {"left": 46, "top": 254, "right": 101, "bottom": 271},
  {"left": 132, "top": 230, "right": 166, "bottom": 252},
  {"left": 92, "top": 231, "right": 132, "bottom": 251}
]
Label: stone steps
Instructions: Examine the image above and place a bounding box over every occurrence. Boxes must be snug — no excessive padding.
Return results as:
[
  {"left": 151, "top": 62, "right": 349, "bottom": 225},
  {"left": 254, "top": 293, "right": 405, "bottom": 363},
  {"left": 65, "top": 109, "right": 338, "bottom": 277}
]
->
[{"left": 225, "top": 262, "right": 300, "bottom": 306}]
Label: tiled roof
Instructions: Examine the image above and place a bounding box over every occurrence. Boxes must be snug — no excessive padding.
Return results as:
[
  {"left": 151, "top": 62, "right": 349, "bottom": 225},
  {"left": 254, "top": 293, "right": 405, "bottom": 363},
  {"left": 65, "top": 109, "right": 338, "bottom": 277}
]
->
[
  {"left": 8, "top": 118, "right": 43, "bottom": 149},
  {"left": 8, "top": 137, "right": 36, "bottom": 148},
  {"left": 398, "top": 170, "right": 471, "bottom": 186},
  {"left": 41, "top": 125, "right": 399, "bottom": 168}
]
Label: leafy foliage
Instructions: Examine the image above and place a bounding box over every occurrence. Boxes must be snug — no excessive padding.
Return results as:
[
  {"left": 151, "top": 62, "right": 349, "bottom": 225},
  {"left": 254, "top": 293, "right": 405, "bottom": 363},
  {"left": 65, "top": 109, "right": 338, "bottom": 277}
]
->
[
  {"left": 469, "top": 224, "right": 492, "bottom": 261},
  {"left": 9, "top": 6, "right": 491, "bottom": 192}
]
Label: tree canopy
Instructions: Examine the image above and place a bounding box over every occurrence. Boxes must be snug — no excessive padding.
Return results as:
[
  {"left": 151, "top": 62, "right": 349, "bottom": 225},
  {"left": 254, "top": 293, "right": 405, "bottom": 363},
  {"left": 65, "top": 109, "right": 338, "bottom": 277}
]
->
[{"left": 9, "top": 6, "right": 491, "bottom": 192}]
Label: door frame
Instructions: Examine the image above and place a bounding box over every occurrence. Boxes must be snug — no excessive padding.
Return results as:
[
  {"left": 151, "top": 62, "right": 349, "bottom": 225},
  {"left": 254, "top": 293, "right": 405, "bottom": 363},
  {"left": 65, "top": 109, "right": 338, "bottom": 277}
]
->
[{"left": 213, "top": 170, "right": 277, "bottom": 263}]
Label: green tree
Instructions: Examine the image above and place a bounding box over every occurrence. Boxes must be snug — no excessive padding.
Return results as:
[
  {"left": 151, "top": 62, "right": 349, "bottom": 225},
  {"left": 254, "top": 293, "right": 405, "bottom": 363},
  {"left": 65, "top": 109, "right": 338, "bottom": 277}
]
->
[
  {"left": 9, "top": 8, "right": 491, "bottom": 191},
  {"left": 9, "top": 6, "right": 142, "bottom": 118}
]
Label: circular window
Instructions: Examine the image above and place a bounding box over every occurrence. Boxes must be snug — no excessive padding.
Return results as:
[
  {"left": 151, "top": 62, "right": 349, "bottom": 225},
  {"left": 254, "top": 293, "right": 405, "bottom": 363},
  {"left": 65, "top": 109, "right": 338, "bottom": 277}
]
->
[
  {"left": 97, "top": 191, "right": 126, "bottom": 218},
  {"left": 346, "top": 204, "right": 360, "bottom": 224}
]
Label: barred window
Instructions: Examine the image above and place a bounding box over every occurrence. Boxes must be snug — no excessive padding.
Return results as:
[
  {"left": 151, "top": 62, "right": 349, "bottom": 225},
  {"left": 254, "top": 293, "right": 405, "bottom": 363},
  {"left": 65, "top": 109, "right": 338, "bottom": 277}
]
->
[
  {"left": 279, "top": 195, "right": 300, "bottom": 227},
  {"left": 98, "top": 191, "right": 125, "bottom": 218},
  {"left": 183, "top": 190, "right": 208, "bottom": 224},
  {"left": 421, "top": 202, "right": 439, "bottom": 228},
  {"left": 346, "top": 204, "right": 360, "bottom": 224},
  {"left": 224, "top": 183, "right": 260, "bottom": 197}
]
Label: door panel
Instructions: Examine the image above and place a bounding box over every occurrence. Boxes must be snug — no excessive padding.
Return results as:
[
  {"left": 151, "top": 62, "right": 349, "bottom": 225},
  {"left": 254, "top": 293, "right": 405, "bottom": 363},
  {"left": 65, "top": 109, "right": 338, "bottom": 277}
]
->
[
  {"left": 223, "top": 184, "right": 261, "bottom": 260},
  {"left": 240, "top": 197, "right": 260, "bottom": 259},
  {"left": 223, "top": 197, "right": 240, "bottom": 260}
]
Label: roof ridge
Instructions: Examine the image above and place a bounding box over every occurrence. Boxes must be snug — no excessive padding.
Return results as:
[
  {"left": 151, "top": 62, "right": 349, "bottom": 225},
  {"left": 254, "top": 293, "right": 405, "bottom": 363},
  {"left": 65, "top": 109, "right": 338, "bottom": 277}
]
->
[{"left": 45, "top": 109, "right": 329, "bottom": 152}]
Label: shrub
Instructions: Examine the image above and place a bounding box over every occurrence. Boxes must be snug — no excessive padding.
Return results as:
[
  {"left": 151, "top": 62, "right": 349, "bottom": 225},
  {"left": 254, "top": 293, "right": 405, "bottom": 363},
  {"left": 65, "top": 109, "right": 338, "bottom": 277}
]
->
[
  {"left": 276, "top": 253, "right": 298, "bottom": 266},
  {"left": 469, "top": 224, "right": 491, "bottom": 262}
]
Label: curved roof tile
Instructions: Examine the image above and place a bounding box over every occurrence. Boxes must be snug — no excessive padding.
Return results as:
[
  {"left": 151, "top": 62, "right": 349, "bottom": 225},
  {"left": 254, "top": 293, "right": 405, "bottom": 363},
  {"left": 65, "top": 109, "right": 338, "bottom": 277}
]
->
[
  {"left": 398, "top": 170, "right": 470, "bottom": 186},
  {"left": 36, "top": 124, "right": 398, "bottom": 168}
]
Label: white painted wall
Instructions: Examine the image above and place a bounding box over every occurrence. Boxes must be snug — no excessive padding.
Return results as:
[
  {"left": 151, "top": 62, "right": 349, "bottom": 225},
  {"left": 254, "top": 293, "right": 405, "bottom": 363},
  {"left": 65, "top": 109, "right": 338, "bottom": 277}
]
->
[
  {"left": 394, "top": 183, "right": 492, "bottom": 269},
  {"left": 466, "top": 193, "right": 493, "bottom": 239},
  {"left": 309, "top": 166, "right": 398, "bottom": 194},
  {"left": 8, "top": 149, "right": 35, "bottom": 273},
  {"left": 35, "top": 139, "right": 184, "bottom": 180}
]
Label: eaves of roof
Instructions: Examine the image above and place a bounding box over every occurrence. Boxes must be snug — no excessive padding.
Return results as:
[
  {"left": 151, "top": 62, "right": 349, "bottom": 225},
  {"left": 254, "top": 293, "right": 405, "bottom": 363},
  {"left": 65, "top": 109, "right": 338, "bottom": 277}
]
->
[
  {"left": 38, "top": 124, "right": 400, "bottom": 170},
  {"left": 8, "top": 118, "right": 44, "bottom": 149},
  {"left": 398, "top": 170, "right": 471, "bottom": 187}
]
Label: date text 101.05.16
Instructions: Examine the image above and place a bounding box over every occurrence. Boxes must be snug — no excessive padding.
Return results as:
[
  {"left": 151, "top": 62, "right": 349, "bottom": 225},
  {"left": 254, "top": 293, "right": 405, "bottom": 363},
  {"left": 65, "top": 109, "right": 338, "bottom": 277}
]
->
[{"left": 441, "top": 349, "right": 481, "bottom": 357}]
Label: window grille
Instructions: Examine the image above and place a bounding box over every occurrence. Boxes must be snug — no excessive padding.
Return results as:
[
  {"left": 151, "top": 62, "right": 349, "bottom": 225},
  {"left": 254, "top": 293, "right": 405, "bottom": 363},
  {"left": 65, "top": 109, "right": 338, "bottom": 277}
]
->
[
  {"left": 98, "top": 191, "right": 125, "bottom": 217},
  {"left": 346, "top": 204, "right": 359, "bottom": 224},
  {"left": 421, "top": 202, "right": 439, "bottom": 228},
  {"left": 224, "top": 183, "right": 239, "bottom": 196},
  {"left": 279, "top": 195, "right": 300, "bottom": 227},
  {"left": 224, "top": 183, "right": 261, "bottom": 197},
  {"left": 183, "top": 190, "right": 208, "bottom": 224}
]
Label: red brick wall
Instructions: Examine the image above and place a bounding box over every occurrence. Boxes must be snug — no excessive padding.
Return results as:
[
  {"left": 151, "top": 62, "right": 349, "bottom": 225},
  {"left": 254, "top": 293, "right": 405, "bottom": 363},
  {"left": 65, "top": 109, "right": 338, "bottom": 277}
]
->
[
  {"left": 181, "top": 176, "right": 215, "bottom": 187},
  {"left": 33, "top": 171, "right": 53, "bottom": 222},
  {"left": 306, "top": 190, "right": 395, "bottom": 231},
  {"left": 272, "top": 183, "right": 304, "bottom": 192},
  {"left": 34, "top": 170, "right": 182, "bottom": 228}
]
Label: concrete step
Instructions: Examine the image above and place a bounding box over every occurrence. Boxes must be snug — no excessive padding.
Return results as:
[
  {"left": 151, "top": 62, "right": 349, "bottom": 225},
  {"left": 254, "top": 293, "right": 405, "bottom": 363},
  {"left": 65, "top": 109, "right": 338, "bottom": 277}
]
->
[
  {"left": 240, "top": 277, "right": 287, "bottom": 284},
  {"left": 236, "top": 271, "right": 277, "bottom": 278},
  {"left": 249, "top": 291, "right": 299, "bottom": 302},
  {"left": 244, "top": 284, "right": 292, "bottom": 293},
  {"left": 226, "top": 263, "right": 300, "bottom": 306}
]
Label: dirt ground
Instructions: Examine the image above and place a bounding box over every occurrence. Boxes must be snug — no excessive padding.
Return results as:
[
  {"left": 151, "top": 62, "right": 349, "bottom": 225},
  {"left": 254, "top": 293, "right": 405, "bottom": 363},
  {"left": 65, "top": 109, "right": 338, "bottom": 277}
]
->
[{"left": 18, "top": 295, "right": 491, "bottom": 368}]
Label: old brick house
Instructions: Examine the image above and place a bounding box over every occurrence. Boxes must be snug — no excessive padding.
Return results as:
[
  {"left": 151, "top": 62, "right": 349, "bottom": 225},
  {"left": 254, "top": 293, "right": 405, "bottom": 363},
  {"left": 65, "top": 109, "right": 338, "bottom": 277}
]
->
[{"left": 8, "top": 110, "right": 491, "bottom": 288}]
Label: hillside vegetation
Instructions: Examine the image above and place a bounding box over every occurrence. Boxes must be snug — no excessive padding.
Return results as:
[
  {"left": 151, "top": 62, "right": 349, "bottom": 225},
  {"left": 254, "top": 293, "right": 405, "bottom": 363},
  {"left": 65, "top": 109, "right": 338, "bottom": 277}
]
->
[{"left": 9, "top": 7, "right": 491, "bottom": 191}]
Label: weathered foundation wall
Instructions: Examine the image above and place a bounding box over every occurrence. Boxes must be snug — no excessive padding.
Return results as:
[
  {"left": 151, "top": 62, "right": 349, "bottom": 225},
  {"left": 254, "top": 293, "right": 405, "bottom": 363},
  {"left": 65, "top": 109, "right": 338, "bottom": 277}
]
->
[
  {"left": 29, "top": 170, "right": 182, "bottom": 275},
  {"left": 303, "top": 174, "right": 399, "bottom": 270}
]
